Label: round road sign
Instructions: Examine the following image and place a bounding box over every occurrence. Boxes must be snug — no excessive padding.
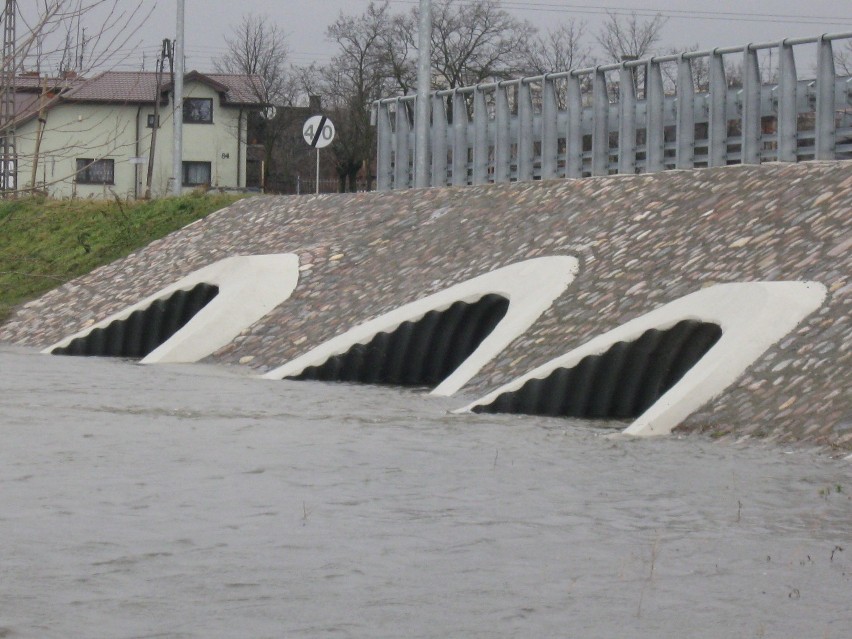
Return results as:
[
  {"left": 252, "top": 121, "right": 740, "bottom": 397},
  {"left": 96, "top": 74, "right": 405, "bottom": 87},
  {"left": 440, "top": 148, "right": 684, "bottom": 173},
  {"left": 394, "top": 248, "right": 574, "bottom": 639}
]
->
[{"left": 303, "top": 115, "right": 335, "bottom": 149}]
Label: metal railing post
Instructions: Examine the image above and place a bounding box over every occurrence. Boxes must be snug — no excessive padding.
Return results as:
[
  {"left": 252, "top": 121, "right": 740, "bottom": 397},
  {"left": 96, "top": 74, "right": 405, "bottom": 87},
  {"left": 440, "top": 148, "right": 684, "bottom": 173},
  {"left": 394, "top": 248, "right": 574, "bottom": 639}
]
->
[
  {"left": 708, "top": 50, "right": 727, "bottom": 167},
  {"left": 472, "top": 87, "right": 488, "bottom": 185},
  {"left": 777, "top": 40, "right": 798, "bottom": 162},
  {"left": 394, "top": 99, "right": 411, "bottom": 188},
  {"left": 431, "top": 94, "right": 448, "bottom": 186},
  {"left": 452, "top": 90, "right": 469, "bottom": 186},
  {"left": 495, "top": 85, "right": 511, "bottom": 182},
  {"left": 741, "top": 46, "right": 762, "bottom": 164},
  {"left": 541, "top": 76, "right": 558, "bottom": 180},
  {"left": 566, "top": 74, "right": 583, "bottom": 178},
  {"left": 815, "top": 35, "right": 836, "bottom": 160},
  {"left": 646, "top": 60, "right": 665, "bottom": 173},
  {"left": 618, "top": 64, "right": 637, "bottom": 174},
  {"left": 676, "top": 55, "right": 696, "bottom": 169},
  {"left": 376, "top": 102, "right": 393, "bottom": 191},
  {"left": 592, "top": 68, "right": 610, "bottom": 176},
  {"left": 517, "top": 81, "right": 534, "bottom": 181}
]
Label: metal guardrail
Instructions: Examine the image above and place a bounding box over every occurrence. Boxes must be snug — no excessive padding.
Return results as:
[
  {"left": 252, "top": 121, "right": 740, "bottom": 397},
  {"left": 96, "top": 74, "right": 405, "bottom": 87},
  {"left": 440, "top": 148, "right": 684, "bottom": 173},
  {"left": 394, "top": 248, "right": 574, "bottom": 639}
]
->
[{"left": 374, "top": 33, "right": 852, "bottom": 190}]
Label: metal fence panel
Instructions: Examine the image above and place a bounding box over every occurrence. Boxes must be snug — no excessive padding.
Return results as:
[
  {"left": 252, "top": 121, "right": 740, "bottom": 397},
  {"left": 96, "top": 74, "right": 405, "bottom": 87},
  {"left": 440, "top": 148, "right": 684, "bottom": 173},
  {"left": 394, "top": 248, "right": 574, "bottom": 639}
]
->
[{"left": 375, "top": 32, "right": 852, "bottom": 191}]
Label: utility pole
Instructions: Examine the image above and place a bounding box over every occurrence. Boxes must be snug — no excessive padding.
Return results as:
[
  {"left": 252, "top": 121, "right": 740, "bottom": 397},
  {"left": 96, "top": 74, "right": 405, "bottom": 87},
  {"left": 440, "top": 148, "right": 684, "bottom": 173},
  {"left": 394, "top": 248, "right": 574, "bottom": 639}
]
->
[
  {"left": 172, "top": 0, "right": 185, "bottom": 196},
  {"left": 1, "top": 0, "right": 16, "bottom": 195},
  {"left": 146, "top": 40, "right": 170, "bottom": 199},
  {"left": 414, "top": 0, "right": 431, "bottom": 188},
  {"left": 30, "top": 76, "right": 47, "bottom": 192}
]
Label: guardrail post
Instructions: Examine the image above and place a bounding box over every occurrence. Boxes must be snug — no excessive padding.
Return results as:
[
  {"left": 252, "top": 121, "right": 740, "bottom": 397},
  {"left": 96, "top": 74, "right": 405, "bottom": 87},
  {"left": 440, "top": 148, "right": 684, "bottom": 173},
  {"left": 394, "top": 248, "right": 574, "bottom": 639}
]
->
[
  {"left": 541, "top": 76, "right": 558, "bottom": 179},
  {"left": 646, "top": 60, "right": 665, "bottom": 173},
  {"left": 431, "top": 94, "right": 447, "bottom": 187},
  {"left": 676, "top": 55, "right": 695, "bottom": 169},
  {"left": 394, "top": 99, "right": 411, "bottom": 188},
  {"left": 592, "top": 67, "right": 609, "bottom": 176},
  {"left": 777, "top": 39, "right": 798, "bottom": 162},
  {"left": 815, "top": 35, "right": 837, "bottom": 160},
  {"left": 376, "top": 102, "right": 393, "bottom": 191},
  {"left": 472, "top": 87, "right": 488, "bottom": 185},
  {"left": 517, "top": 80, "right": 534, "bottom": 181},
  {"left": 708, "top": 50, "right": 727, "bottom": 167},
  {"left": 741, "top": 46, "right": 761, "bottom": 164},
  {"left": 566, "top": 74, "right": 583, "bottom": 177},
  {"left": 452, "top": 91, "right": 469, "bottom": 186},
  {"left": 495, "top": 84, "right": 511, "bottom": 182},
  {"left": 618, "top": 64, "right": 637, "bottom": 174}
]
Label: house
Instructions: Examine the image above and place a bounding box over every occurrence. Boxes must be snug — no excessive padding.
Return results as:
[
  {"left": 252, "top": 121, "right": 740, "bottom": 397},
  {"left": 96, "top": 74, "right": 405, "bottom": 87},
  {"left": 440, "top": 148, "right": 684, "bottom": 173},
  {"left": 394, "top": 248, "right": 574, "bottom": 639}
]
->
[{"left": 11, "top": 70, "right": 265, "bottom": 199}]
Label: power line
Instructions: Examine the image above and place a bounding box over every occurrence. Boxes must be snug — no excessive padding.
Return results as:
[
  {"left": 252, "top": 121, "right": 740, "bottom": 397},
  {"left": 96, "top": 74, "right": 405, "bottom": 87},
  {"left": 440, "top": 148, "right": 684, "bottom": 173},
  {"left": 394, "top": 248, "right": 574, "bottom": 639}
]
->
[{"left": 386, "top": 0, "right": 852, "bottom": 25}]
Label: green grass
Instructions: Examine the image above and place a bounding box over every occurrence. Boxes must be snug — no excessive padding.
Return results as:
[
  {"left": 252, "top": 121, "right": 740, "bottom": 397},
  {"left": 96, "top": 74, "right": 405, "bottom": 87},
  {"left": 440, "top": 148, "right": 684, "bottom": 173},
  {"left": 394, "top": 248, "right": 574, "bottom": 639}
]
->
[{"left": 0, "top": 192, "right": 248, "bottom": 324}]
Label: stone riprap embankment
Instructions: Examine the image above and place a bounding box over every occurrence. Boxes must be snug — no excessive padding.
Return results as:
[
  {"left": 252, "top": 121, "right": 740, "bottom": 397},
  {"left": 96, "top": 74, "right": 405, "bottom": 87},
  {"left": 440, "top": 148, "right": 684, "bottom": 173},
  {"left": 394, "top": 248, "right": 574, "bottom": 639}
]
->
[{"left": 2, "top": 162, "right": 850, "bottom": 450}]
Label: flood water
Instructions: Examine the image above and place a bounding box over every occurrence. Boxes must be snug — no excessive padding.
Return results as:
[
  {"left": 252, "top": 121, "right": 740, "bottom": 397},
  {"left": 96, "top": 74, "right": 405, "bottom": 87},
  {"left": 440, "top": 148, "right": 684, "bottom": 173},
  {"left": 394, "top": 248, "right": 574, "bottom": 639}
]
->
[{"left": 0, "top": 346, "right": 850, "bottom": 638}]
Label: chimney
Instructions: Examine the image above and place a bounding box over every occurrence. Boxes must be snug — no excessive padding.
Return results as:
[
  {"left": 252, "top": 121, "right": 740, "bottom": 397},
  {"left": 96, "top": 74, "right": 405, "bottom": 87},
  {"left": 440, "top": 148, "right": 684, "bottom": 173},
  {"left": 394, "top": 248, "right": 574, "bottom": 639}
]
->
[{"left": 308, "top": 94, "right": 322, "bottom": 113}]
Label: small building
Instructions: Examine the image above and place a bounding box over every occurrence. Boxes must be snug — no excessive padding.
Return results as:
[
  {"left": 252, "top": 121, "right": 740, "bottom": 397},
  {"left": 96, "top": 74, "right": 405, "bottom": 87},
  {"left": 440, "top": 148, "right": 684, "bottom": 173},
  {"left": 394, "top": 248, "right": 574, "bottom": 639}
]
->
[{"left": 11, "top": 70, "right": 264, "bottom": 199}]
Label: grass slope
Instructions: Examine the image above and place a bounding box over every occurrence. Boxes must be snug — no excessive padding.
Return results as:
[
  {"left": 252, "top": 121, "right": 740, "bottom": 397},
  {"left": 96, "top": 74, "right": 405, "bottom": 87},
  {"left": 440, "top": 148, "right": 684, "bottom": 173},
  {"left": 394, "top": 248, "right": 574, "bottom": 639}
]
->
[{"left": 0, "top": 192, "right": 249, "bottom": 324}]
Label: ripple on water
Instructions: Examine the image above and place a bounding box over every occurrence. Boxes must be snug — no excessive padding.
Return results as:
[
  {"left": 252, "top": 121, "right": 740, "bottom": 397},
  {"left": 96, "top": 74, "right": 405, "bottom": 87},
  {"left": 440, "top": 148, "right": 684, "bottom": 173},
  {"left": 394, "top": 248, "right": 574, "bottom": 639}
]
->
[{"left": 0, "top": 346, "right": 850, "bottom": 638}]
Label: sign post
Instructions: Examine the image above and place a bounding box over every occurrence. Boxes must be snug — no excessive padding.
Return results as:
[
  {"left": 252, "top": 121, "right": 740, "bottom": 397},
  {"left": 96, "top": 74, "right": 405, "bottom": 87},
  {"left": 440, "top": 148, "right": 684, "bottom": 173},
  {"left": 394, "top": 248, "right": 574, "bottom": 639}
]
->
[{"left": 302, "top": 115, "right": 335, "bottom": 194}]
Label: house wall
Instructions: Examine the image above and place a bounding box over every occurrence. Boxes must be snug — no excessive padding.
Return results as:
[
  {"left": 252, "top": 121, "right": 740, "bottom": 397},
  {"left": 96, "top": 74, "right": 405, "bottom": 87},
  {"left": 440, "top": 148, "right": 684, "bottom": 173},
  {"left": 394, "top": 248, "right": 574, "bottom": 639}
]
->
[
  {"left": 16, "top": 103, "right": 140, "bottom": 199},
  {"left": 142, "top": 82, "right": 247, "bottom": 197},
  {"left": 16, "top": 80, "right": 247, "bottom": 199}
]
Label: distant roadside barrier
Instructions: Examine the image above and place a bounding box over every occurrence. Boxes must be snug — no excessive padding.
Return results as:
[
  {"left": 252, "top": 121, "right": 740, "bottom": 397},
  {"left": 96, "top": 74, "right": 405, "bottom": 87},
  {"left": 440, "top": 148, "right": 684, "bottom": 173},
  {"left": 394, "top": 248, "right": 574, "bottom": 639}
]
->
[{"left": 375, "top": 33, "right": 852, "bottom": 190}]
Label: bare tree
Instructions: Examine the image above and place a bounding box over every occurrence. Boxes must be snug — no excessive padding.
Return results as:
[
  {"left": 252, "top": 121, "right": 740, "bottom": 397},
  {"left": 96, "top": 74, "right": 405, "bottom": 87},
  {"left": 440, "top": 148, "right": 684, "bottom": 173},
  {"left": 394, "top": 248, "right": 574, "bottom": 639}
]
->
[
  {"left": 216, "top": 14, "right": 292, "bottom": 109},
  {"left": 308, "top": 0, "right": 395, "bottom": 191},
  {"left": 215, "top": 13, "right": 297, "bottom": 191},
  {"left": 16, "top": 1, "right": 150, "bottom": 76},
  {"left": 522, "top": 20, "right": 591, "bottom": 76},
  {"left": 427, "top": 0, "right": 536, "bottom": 89},
  {"left": 595, "top": 11, "right": 667, "bottom": 63},
  {"left": 307, "top": 0, "right": 548, "bottom": 191},
  {"left": 836, "top": 41, "right": 852, "bottom": 75},
  {"left": 378, "top": 12, "right": 417, "bottom": 95}
]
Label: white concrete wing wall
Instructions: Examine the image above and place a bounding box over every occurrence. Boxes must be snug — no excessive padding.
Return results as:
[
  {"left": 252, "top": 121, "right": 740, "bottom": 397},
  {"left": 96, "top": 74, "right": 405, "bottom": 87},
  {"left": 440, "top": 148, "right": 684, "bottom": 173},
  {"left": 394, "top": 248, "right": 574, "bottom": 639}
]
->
[
  {"left": 460, "top": 281, "right": 827, "bottom": 436},
  {"left": 263, "top": 256, "right": 579, "bottom": 396},
  {"left": 45, "top": 254, "right": 300, "bottom": 363}
]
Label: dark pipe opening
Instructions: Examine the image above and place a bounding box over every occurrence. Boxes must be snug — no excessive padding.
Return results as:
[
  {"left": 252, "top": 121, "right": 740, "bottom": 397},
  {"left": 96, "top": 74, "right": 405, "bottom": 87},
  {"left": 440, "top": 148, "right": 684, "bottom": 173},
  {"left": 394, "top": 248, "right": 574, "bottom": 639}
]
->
[
  {"left": 52, "top": 283, "right": 219, "bottom": 359},
  {"left": 475, "top": 320, "right": 723, "bottom": 419},
  {"left": 292, "top": 294, "right": 510, "bottom": 388}
]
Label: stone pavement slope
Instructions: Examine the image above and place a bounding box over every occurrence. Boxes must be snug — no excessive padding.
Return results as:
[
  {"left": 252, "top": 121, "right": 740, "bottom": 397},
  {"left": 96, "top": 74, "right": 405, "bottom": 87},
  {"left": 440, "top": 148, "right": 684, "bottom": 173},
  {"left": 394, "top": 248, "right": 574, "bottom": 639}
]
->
[{"left": 2, "top": 162, "right": 850, "bottom": 449}]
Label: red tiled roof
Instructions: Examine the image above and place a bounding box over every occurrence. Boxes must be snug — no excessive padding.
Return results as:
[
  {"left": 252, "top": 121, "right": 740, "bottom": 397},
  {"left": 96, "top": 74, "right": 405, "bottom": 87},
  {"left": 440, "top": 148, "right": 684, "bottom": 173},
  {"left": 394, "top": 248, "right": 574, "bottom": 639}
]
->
[
  {"left": 26, "top": 71, "right": 260, "bottom": 106},
  {"left": 60, "top": 70, "right": 265, "bottom": 106},
  {"left": 11, "top": 70, "right": 264, "bottom": 127},
  {"left": 11, "top": 74, "right": 85, "bottom": 92},
  {"left": 63, "top": 71, "right": 162, "bottom": 102}
]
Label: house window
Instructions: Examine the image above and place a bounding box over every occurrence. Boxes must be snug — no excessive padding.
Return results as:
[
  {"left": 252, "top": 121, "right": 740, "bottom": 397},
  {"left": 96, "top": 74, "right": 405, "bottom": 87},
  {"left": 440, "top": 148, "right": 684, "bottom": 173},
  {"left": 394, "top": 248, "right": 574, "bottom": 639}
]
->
[
  {"left": 182, "top": 161, "right": 211, "bottom": 186},
  {"left": 183, "top": 98, "right": 213, "bottom": 124},
  {"left": 0, "top": 155, "right": 15, "bottom": 190},
  {"left": 76, "top": 158, "right": 115, "bottom": 184},
  {"left": 147, "top": 114, "right": 160, "bottom": 128}
]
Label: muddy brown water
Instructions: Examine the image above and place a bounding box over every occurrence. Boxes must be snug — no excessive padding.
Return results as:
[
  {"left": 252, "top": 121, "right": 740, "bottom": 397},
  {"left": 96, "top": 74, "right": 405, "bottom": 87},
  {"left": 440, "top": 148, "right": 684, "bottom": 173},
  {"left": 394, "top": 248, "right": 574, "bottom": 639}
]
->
[{"left": 0, "top": 347, "right": 849, "bottom": 638}]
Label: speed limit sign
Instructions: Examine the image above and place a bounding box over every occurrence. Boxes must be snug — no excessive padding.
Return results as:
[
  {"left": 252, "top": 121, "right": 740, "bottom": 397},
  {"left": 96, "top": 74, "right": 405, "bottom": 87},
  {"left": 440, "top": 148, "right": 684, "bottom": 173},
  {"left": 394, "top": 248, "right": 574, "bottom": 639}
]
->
[{"left": 303, "top": 115, "right": 335, "bottom": 149}]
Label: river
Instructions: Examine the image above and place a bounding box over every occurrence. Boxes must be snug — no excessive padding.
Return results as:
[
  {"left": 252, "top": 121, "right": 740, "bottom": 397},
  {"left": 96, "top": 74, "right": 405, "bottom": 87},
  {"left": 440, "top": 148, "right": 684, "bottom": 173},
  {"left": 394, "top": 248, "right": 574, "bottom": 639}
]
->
[{"left": 0, "top": 346, "right": 849, "bottom": 638}]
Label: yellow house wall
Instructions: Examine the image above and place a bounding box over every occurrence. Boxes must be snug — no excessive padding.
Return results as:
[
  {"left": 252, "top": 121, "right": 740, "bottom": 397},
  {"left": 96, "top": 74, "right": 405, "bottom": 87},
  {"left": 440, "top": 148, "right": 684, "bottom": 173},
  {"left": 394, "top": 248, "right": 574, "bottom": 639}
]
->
[{"left": 15, "top": 80, "right": 247, "bottom": 199}]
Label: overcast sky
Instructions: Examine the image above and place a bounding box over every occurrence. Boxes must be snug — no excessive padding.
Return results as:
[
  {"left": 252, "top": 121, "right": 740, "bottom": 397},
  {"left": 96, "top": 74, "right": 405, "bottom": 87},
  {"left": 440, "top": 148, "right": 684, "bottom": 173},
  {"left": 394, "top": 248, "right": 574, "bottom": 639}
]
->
[{"left": 25, "top": 1, "right": 852, "bottom": 76}]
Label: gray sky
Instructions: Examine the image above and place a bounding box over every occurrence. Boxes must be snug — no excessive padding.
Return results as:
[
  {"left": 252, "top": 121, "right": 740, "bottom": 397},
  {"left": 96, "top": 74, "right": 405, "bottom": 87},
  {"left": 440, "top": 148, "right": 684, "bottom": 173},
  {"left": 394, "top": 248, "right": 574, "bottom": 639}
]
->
[
  {"left": 25, "top": 1, "right": 852, "bottom": 75},
  {"left": 159, "top": 0, "right": 852, "bottom": 71}
]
